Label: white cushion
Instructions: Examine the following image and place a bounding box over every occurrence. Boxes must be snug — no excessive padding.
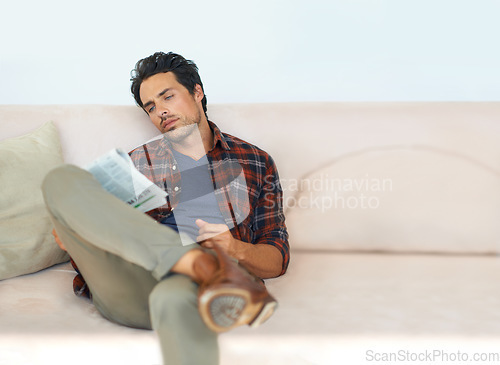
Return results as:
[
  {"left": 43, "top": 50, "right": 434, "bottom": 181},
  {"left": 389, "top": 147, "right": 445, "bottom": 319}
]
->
[
  {"left": 0, "top": 121, "right": 69, "bottom": 280},
  {"left": 286, "top": 147, "right": 500, "bottom": 253}
]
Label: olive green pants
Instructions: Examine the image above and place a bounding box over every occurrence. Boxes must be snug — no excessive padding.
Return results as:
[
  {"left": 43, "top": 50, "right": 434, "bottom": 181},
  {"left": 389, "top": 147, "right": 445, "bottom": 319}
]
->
[{"left": 42, "top": 165, "right": 218, "bottom": 365}]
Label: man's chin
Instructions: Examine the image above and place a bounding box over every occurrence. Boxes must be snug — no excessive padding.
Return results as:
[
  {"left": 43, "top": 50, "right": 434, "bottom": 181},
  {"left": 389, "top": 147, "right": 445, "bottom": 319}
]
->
[{"left": 164, "top": 122, "right": 199, "bottom": 142}]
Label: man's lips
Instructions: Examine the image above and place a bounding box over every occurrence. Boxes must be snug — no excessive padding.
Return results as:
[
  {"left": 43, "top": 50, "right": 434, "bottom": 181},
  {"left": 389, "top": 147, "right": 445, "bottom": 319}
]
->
[{"left": 161, "top": 118, "right": 178, "bottom": 130}]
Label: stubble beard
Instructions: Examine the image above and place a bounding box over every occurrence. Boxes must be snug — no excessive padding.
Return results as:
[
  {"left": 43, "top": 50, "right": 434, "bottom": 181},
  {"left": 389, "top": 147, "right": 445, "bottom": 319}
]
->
[{"left": 163, "top": 109, "right": 202, "bottom": 143}]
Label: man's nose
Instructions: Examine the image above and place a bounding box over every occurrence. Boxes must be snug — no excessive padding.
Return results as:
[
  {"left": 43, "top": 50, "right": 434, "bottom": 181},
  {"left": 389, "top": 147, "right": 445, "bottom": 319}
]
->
[{"left": 157, "top": 105, "right": 169, "bottom": 118}]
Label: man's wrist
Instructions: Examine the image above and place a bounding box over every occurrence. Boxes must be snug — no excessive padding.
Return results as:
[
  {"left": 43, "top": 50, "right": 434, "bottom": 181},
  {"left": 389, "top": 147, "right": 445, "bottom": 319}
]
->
[{"left": 232, "top": 238, "right": 252, "bottom": 262}]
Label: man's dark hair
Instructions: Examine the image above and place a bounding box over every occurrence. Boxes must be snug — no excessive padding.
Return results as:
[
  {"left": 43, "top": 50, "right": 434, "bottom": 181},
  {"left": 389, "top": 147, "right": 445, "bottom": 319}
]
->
[{"left": 130, "top": 52, "right": 207, "bottom": 116}]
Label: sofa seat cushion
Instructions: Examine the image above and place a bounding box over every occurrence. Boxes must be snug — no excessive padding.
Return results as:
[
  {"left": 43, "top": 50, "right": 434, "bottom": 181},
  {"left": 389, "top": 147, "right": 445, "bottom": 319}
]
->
[{"left": 1, "top": 253, "right": 500, "bottom": 364}]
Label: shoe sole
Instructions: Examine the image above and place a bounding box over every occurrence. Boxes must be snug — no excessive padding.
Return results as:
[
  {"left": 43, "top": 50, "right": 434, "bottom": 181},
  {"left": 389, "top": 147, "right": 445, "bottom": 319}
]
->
[{"left": 199, "top": 286, "right": 277, "bottom": 333}]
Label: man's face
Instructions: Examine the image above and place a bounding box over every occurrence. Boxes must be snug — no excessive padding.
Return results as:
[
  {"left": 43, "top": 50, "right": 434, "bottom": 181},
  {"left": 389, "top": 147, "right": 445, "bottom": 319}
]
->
[{"left": 139, "top": 72, "right": 204, "bottom": 141}]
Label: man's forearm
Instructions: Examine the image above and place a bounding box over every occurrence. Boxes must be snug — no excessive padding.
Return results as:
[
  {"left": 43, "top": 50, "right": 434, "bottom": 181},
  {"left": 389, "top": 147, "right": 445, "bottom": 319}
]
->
[{"left": 233, "top": 240, "right": 283, "bottom": 279}]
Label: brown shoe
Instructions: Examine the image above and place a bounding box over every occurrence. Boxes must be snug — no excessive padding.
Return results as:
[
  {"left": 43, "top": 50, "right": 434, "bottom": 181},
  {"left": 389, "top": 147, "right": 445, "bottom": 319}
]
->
[{"left": 193, "top": 247, "right": 278, "bottom": 333}]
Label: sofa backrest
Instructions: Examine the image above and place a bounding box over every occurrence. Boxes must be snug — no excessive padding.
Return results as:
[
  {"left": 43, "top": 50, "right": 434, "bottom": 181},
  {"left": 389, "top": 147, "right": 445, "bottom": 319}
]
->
[{"left": 2, "top": 102, "right": 500, "bottom": 254}]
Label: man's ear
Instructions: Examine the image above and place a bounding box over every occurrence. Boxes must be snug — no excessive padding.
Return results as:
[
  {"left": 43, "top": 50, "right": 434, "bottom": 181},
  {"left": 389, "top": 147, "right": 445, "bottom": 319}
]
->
[{"left": 193, "top": 84, "right": 204, "bottom": 102}]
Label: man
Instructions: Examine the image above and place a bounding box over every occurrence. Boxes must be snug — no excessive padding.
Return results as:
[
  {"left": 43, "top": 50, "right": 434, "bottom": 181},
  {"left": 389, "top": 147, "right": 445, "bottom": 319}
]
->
[{"left": 44, "top": 51, "right": 289, "bottom": 365}]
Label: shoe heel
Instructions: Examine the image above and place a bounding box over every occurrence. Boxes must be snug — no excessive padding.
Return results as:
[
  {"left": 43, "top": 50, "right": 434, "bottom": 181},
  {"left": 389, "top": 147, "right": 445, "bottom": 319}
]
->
[{"left": 249, "top": 299, "right": 278, "bottom": 328}]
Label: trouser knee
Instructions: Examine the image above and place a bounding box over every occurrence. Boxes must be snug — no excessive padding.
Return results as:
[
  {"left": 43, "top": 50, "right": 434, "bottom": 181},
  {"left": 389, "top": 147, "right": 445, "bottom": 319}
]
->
[{"left": 42, "top": 164, "right": 95, "bottom": 215}]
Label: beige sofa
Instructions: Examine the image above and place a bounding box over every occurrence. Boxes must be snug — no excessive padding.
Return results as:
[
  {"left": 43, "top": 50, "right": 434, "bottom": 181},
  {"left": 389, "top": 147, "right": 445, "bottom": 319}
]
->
[{"left": 1, "top": 103, "right": 500, "bottom": 365}]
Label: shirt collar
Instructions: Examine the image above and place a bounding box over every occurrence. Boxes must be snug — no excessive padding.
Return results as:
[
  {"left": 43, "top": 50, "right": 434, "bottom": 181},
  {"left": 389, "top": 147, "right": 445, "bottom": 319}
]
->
[{"left": 208, "top": 120, "right": 230, "bottom": 151}]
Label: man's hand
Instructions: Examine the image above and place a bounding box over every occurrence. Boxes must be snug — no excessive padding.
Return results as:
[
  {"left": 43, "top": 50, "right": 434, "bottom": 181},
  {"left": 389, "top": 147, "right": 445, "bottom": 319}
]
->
[
  {"left": 52, "top": 228, "right": 67, "bottom": 251},
  {"left": 196, "top": 219, "right": 243, "bottom": 258},
  {"left": 195, "top": 219, "right": 283, "bottom": 279}
]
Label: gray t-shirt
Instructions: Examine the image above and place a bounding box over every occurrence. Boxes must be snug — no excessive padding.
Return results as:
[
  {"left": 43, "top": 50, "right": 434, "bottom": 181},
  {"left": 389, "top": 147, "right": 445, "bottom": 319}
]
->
[{"left": 160, "top": 149, "right": 226, "bottom": 243}]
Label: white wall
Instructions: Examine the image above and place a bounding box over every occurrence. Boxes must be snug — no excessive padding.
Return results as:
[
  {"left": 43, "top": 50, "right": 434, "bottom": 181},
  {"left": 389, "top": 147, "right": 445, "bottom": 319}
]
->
[{"left": 1, "top": 0, "right": 499, "bottom": 105}]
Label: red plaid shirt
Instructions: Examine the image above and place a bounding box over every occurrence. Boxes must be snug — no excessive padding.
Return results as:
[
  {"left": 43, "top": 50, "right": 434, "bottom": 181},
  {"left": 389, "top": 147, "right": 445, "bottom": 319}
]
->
[
  {"left": 129, "top": 121, "right": 290, "bottom": 275},
  {"left": 71, "top": 121, "right": 289, "bottom": 298}
]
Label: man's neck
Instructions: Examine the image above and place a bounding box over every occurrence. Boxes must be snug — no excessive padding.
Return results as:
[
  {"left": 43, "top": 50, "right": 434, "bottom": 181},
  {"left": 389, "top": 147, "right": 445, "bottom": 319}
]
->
[{"left": 171, "top": 118, "right": 214, "bottom": 161}]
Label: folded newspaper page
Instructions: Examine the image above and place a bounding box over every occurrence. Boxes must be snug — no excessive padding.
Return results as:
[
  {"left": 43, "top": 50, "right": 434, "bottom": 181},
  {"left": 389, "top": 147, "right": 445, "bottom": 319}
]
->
[{"left": 85, "top": 148, "right": 167, "bottom": 213}]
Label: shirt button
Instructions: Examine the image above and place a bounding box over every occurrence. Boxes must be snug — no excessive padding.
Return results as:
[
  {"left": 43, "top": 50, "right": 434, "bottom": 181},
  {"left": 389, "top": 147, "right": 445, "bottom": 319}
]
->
[
  {"left": 172, "top": 165, "right": 177, "bottom": 171},
  {"left": 174, "top": 186, "right": 179, "bottom": 192}
]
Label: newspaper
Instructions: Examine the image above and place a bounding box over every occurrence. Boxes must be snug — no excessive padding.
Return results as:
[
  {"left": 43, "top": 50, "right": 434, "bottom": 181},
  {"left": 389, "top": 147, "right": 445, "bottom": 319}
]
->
[{"left": 85, "top": 148, "right": 167, "bottom": 212}]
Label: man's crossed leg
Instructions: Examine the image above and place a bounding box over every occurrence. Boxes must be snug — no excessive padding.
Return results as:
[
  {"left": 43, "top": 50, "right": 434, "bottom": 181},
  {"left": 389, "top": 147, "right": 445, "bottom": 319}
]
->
[{"left": 42, "top": 165, "right": 276, "bottom": 365}]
